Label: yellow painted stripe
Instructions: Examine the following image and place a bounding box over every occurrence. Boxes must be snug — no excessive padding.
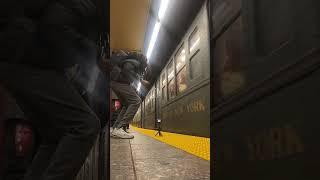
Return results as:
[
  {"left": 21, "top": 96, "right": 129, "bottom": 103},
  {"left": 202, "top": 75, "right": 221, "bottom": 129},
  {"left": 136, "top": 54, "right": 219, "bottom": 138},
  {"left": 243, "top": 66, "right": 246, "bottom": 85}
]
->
[{"left": 131, "top": 126, "right": 210, "bottom": 161}]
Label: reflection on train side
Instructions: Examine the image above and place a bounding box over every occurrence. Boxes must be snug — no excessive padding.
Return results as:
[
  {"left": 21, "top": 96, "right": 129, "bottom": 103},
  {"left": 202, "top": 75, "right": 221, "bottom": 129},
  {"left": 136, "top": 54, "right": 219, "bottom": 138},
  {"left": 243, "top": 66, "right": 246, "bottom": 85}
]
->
[{"left": 214, "top": 15, "right": 247, "bottom": 101}]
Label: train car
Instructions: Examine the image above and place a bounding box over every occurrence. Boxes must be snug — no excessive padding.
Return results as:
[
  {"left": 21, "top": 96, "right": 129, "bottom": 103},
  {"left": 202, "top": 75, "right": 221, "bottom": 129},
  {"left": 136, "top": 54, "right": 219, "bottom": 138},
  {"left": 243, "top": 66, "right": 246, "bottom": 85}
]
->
[
  {"left": 132, "top": 105, "right": 142, "bottom": 128},
  {"left": 143, "top": 85, "right": 156, "bottom": 129},
  {"left": 211, "top": 0, "right": 320, "bottom": 179},
  {"left": 138, "top": 2, "right": 210, "bottom": 138}
]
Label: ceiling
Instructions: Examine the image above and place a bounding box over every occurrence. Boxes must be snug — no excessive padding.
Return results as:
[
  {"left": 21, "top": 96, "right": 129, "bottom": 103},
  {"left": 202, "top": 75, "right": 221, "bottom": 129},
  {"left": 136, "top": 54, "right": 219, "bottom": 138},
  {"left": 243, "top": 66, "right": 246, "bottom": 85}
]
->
[{"left": 110, "top": 0, "right": 151, "bottom": 52}]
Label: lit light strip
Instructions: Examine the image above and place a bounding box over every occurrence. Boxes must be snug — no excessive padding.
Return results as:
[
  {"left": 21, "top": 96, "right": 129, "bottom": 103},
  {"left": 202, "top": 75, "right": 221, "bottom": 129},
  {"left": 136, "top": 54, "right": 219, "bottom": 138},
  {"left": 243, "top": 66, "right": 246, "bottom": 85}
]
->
[
  {"left": 158, "top": 0, "right": 169, "bottom": 21},
  {"left": 146, "top": 0, "right": 169, "bottom": 60},
  {"left": 146, "top": 21, "right": 161, "bottom": 59}
]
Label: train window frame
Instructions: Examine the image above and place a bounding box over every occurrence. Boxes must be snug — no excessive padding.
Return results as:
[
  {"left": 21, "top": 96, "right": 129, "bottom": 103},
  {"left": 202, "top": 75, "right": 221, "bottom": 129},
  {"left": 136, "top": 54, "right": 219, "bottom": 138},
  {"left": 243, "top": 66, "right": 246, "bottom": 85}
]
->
[
  {"left": 211, "top": 0, "right": 246, "bottom": 107},
  {"left": 213, "top": 14, "right": 249, "bottom": 106},
  {"left": 168, "top": 77, "right": 176, "bottom": 100},
  {"left": 161, "top": 70, "right": 167, "bottom": 86},
  {"left": 167, "top": 59, "right": 177, "bottom": 100},
  {"left": 167, "top": 60, "right": 175, "bottom": 81},
  {"left": 211, "top": 0, "right": 242, "bottom": 40},
  {"left": 176, "top": 66, "right": 188, "bottom": 94},
  {"left": 189, "top": 27, "right": 201, "bottom": 56},
  {"left": 175, "top": 44, "right": 188, "bottom": 94},
  {"left": 166, "top": 57, "right": 177, "bottom": 101},
  {"left": 188, "top": 25, "right": 203, "bottom": 81},
  {"left": 161, "top": 70, "right": 167, "bottom": 103},
  {"left": 175, "top": 44, "right": 186, "bottom": 73},
  {"left": 152, "top": 89, "right": 154, "bottom": 110}
]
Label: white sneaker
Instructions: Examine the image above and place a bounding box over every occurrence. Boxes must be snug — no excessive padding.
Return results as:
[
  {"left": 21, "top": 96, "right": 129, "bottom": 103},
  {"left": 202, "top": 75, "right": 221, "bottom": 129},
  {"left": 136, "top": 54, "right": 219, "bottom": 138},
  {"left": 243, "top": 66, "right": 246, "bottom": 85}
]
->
[
  {"left": 110, "top": 127, "right": 116, "bottom": 137},
  {"left": 111, "top": 128, "right": 134, "bottom": 139}
]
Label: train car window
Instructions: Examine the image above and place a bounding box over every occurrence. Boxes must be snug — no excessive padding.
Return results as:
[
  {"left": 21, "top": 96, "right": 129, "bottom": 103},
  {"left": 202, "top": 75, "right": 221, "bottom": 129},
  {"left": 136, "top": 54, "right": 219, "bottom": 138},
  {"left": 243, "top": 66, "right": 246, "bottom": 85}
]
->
[
  {"left": 149, "top": 93, "right": 152, "bottom": 112},
  {"left": 146, "top": 96, "right": 149, "bottom": 112},
  {"left": 149, "top": 94, "right": 152, "bottom": 112},
  {"left": 177, "top": 66, "right": 188, "bottom": 94},
  {"left": 151, "top": 89, "right": 154, "bottom": 110},
  {"left": 167, "top": 60, "right": 176, "bottom": 100},
  {"left": 162, "top": 86, "right": 167, "bottom": 102},
  {"left": 214, "top": 16, "right": 248, "bottom": 103},
  {"left": 157, "top": 80, "right": 161, "bottom": 99},
  {"left": 149, "top": 91, "right": 152, "bottom": 111},
  {"left": 255, "top": 0, "right": 292, "bottom": 55},
  {"left": 176, "top": 45, "right": 186, "bottom": 72},
  {"left": 167, "top": 61, "right": 175, "bottom": 81},
  {"left": 189, "top": 27, "right": 202, "bottom": 80},
  {"left": 161, "top": 71, "right": 166, "bottom": 86},
  {"left": 168, "top": 78, "right": 176, "bottom": 100},
  {"left": 161, "top": 71, "right": 167, "bottom": 102},
  {"left": 175, "top": 45, "right": 188, "bottom": 94},
  {"left": 189, "top": 27, "right": 200, "bottom": 54},
  {"left": 211, "top": 0, "right": 241, "bottom": 38}
]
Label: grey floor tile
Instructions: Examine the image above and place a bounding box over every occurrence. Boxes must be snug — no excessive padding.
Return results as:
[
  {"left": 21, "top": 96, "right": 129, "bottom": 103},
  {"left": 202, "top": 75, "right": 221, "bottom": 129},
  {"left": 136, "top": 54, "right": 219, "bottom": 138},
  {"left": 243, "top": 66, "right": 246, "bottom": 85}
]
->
[
  {"left": 131, "top": 144, "right": 188, "bottom": 160},
  {"left": 111, "top": 138, "right": 130, "bottom": 146},
  {"left": 110, "top": 129, "right": 210, "bottom": 180},
  {"left": 111, "top": 169, "right": 135, "bottom": 180},
  {"left": 134, "top": 157, "right": 210, "bottom": 180}
]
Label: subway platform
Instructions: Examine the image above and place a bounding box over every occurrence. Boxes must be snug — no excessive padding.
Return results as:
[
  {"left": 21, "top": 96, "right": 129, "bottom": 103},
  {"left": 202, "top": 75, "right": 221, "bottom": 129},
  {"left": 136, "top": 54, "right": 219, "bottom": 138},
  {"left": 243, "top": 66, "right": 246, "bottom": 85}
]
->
[{"left": 110, "top": 127, "right": 210, "bottom": 180}]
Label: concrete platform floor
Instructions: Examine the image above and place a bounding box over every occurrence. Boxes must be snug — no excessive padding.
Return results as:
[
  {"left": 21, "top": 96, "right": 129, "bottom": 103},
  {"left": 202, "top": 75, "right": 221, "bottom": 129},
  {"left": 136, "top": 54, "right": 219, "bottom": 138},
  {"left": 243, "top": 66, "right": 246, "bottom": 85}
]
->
[{"left": 110, "top": 129, "right": 210, "bottom": 180}]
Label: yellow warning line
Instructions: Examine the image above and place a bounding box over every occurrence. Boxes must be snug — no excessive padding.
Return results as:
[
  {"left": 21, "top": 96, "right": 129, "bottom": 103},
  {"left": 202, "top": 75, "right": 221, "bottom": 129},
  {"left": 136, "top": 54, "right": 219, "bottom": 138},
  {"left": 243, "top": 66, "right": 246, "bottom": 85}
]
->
[{"left": 131, "top": 126, "right": 210, "bottom": 161}]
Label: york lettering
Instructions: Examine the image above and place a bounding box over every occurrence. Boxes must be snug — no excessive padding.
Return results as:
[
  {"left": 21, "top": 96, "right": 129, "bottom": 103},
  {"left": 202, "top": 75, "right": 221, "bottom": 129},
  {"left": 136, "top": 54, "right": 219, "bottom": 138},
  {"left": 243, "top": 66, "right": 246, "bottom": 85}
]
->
[
  {"left": 186, "top": 100, "right": 206, "bottom": 113},
  {"left": 247, "top": 125, "right": 304, "bottom": 160}
]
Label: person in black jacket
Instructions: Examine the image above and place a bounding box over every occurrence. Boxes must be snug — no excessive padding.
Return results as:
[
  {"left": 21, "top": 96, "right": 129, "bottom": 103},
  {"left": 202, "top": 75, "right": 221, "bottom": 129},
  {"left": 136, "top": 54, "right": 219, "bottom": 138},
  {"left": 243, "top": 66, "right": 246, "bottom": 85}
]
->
[
  {"left": 109, "top": 51, "right": 150, "bottom": 139},
  {"left": 0, "top": 0, "right": 104, "bottom": 179}
]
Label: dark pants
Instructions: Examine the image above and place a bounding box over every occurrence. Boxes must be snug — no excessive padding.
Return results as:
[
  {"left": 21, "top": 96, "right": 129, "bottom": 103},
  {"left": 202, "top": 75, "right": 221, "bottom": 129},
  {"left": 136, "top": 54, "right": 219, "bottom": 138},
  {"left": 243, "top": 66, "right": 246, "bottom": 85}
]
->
[
  {"left": 110, "top": 81, "right": 141, "bottom": 129},
  {"left": 0, "top": 62, "right": 100, "bottom": 180}
]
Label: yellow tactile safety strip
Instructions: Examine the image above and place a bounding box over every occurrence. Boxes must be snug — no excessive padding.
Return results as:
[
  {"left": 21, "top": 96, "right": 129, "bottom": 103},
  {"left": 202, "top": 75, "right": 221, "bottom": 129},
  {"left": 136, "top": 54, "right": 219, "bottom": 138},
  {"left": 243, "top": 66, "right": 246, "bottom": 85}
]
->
[{"left": 131, "top": 126, "right": 210, "bottom": 161}]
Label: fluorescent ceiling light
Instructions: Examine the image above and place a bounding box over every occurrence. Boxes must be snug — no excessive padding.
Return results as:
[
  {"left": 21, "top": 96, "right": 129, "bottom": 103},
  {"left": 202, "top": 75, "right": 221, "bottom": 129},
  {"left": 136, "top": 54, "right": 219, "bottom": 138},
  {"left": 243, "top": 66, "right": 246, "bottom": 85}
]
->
[
  {"left": 158, "top": 0, "right": 169, "bottom": 20},
  {"left": 146, "top": 0, "right": 169, "bottom": 60},
  {"left": 146, "top": 21, "right": 161, "bottom": 59}
]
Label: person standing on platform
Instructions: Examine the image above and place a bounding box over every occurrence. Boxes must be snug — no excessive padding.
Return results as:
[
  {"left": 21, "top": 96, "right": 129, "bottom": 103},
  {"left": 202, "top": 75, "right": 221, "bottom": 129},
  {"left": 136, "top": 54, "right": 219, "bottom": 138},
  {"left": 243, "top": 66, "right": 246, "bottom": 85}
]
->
[{"left": 108, "top": 51, "right": 150, "bottom": 139}]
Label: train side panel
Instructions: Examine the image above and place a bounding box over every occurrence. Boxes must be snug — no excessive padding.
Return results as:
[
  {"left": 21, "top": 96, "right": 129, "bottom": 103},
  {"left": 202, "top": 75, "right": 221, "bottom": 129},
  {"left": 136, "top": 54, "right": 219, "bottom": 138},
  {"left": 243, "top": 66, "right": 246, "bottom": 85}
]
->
[
  {"left": 159, "top": 3, "right": 210, "bottom": 137},
  {"left": 212, "top": 0, "right": 320, "bottom": 178}
]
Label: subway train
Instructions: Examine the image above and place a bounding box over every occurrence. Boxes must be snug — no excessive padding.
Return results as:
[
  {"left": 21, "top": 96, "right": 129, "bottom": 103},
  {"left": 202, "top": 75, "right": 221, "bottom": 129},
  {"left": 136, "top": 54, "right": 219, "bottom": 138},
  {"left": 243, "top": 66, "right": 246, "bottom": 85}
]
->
[
  {"left": 132, "top": 3, "right": 210, "bottom": 138},
  {"left": 210, "top": 0, "right": 320, "bottom": 179}
]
